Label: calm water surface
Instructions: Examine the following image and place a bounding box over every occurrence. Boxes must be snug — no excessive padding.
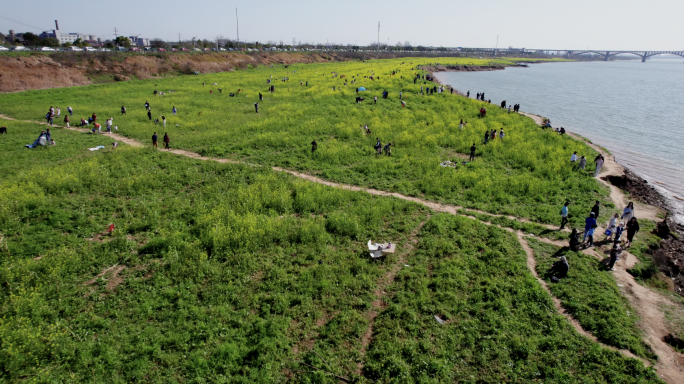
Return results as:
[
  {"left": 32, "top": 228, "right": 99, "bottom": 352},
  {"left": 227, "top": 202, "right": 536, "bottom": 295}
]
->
[{"left": 435, "top": 60, "right": 684, "bottom": 221}]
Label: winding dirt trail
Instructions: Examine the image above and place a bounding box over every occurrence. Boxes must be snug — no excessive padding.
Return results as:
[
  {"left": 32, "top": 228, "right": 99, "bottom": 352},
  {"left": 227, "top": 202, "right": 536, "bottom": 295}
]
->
[
  {"left": 515, "top": 232, "right": 644, "bottom": 362},
  {"left": 5, "top": 113, "right": 681, "bottom": 381},
  {"left": 521, "top": 112, "right": 684, "bottom": 383}
]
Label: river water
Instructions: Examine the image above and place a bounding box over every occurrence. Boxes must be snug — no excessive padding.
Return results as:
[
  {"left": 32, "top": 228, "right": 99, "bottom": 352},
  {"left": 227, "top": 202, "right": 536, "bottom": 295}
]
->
[{"left": 435, "top": 60, "right": 684, "bottom": 222}]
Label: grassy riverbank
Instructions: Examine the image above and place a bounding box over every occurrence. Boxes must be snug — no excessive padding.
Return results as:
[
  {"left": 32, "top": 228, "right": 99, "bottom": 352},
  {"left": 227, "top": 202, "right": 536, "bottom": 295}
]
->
[
  {"left": 0, "top": 123, "right": 661, "bottom": 382},
  {"left": 0, "top": 57, "right": 606, "bottom": 228}
]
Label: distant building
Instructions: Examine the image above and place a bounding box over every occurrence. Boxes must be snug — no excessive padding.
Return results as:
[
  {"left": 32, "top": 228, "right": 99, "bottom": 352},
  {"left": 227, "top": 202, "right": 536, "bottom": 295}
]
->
[
  {"left": 39, "top": 30, "right": 101, "bottom": 45},
  {"left": 128, "top": 36, "right": 150, "bottom": 48}
]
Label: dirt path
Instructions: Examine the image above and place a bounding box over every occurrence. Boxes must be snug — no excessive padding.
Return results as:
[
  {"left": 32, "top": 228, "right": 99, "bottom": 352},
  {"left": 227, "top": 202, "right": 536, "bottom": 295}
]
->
[
  {"left": 531, "top": 229, "right": 684, "bottom": 382},
  {"left": 520, "top": 112, "right": 662, "bottom": 222},
  {"left": 516, "top": 232, "right": 644, "bottom": 362},
  {"left": 584, "top": 247, "right": 684, "bottom": 383}
]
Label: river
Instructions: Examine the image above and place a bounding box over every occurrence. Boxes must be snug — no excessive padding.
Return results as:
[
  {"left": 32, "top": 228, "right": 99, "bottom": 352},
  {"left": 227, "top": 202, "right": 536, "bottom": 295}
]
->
[{"left": 435, "top": 59, "right": 684, "bottom": 222}]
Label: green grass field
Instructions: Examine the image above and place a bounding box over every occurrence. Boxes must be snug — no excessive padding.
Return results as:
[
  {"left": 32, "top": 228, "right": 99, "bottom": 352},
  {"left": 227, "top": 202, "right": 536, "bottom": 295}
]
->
[
  {"left": 0, "top": 57, "right": 605, "bottom": 229},
  {"left": 0, "top": 57, "right": 665, "bottom": 383}
]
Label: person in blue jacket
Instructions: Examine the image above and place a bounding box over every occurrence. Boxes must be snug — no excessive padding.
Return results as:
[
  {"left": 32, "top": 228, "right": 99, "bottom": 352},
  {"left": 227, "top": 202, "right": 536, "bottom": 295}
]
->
[{"left": 583, "top": 212, "right": 598, "bottom": 247}]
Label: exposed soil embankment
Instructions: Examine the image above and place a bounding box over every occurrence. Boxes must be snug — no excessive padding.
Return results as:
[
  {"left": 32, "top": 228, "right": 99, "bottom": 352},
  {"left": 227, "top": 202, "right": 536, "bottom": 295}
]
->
[
  {"left": 423, "top": 64, "right": 528, "bottom": 73},
  {"left": 0, "top": 51, "right": 474, "bottom": 93},
  {"left": 603, "top": 169, "right": 673, "bottom": 213},
  {"left": 604, "top": 169, "right": 684, "bottom": 295}
]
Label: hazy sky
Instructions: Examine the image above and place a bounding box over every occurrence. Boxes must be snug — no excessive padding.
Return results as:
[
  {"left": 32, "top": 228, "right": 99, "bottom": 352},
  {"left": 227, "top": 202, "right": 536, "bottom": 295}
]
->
[{"left": 2, "top": 0, "right": 682, "bottom": 50}]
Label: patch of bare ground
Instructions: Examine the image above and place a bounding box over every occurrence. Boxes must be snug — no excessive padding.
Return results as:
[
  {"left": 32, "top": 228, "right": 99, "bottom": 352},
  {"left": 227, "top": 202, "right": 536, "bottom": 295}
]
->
[
  {"left": 83, "top": 265, "right": 127, "bottom": 294},
  {"left": 355, "top": 216, "right": 429, "bottom": 376}
]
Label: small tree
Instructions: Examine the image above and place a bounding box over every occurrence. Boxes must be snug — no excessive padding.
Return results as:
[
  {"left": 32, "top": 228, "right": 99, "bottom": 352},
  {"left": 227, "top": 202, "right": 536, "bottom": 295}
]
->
[
  {"left": 150, "top": 39, "right": 166, "bottom": 49},
  {"left": 21, "top": 32, "right": 41, "bottom": 46},
  {"left": 104, "top": 41, "right": 115, "bottom": 49},
  {"left": 73, "top": 38, "right": 90, "bottom": 48},
  {"left": 42, "top": 37, "right": 60, "bottom": 47},
  {"left": 115, "top": 36, "right": 132, "bottom": 48}
]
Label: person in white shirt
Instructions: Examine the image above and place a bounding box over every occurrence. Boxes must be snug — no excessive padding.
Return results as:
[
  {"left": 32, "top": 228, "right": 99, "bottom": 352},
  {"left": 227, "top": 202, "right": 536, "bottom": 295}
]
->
[{"left": 571, "top": 152, "right": 578, "bottom": 162}]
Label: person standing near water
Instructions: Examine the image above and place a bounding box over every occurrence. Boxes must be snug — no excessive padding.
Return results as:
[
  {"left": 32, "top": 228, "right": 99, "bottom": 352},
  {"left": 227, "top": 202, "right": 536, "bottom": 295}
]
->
[
  {"left": 621, "top": 202, "right": 635, "bottom": 222},
  {"left": 594, "top": 154, "right": 604, "bottom": 176}
]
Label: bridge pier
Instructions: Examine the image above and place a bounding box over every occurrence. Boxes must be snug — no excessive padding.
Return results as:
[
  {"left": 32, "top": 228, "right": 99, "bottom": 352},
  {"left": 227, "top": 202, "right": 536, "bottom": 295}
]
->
[
  {"left": 641, "top": 52, "right": 648, "bottom": 62},
  {"left": 604, "top": 51, "right": 610, "bottom": 61}
]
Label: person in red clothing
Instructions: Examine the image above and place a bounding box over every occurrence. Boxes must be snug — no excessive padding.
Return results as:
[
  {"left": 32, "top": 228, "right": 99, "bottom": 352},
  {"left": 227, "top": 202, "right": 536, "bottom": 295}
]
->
[{"left": 91, "top": 113, "right": 97, "bottom": 122}]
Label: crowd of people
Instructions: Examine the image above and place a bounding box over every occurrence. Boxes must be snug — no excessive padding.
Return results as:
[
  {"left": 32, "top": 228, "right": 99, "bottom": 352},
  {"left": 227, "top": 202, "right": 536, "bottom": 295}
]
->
[{"left": 557, "top": 198, "right": 640, "bottom": 278}]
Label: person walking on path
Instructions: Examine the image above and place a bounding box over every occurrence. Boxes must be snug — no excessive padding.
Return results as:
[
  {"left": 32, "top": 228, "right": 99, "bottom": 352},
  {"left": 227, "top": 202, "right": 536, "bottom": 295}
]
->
[
  {"left": 560, "top": 201, "right": 570, "bottom": 230},
  {"left": 311, "top": 139, "right": 317, "bottom": 155},
  {"left": 578, "top": 156, "right": 587, "bottom": 170},
  {"left": 571, "top": 151, "right": 577, "bottom": 163},
  {"left": 67, "top": 106, "right": 73, "bottom": 116},
  {"left": 56, "top": 107, "right": 61, "bottom": 117},
  {"left": 172, "top": 106, "right": 177, "bottom": 115},
  {"left": 603, "top": 213, "right": 619, "bottom": 242},
  {"left": 621, "top": 202, "right": 635, "bottom": 222},
  {"left": 608, "top": 243, "right": 620, "bottom": 271},
  {"left": 625, "top": 217, "right": 640, "bottom": 247},
  {"left": 163, "top": 133, "right": 170, "bottom": 149},
  {"left": 594, "top": 154, "right": 604, "bottom": 176},
  {"left": 583, "top": 212, "right": 597, "bottom": 246},
  {"left": 614, "top": 222, "right": 625, "bottom": 243},
  {"left": 64, "top": 115, "right": 70, "bottom": 128},
  {"left": 106, "top": 118, "right": 113, "bottom": 132},
  {"left": 469, "top": 143, "right": 476, "bottom": 162},
  {"left": 591, "top": 201, "right": 600, "bottom": 220},
  {"left": 152, "top": 132, "right": 158, "bottom": 148}
]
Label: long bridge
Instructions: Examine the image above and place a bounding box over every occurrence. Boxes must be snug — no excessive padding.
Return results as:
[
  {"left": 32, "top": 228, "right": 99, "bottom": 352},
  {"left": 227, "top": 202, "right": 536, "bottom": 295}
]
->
[{"left": 459, "top": 47, "right": 684, "bottom": 62}]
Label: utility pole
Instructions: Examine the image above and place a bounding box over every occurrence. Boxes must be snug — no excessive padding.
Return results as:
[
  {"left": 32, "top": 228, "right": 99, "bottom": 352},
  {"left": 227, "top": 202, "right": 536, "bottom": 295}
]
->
[
  {"left": 114, "top": 28, "right": 118, "bottom": 47},
  {"left": 377, "top": 22, "right": 380, "bottom": 50},
  {"left": 236, "top": 8, "right": 240, "bottom": 49},
  {"left": 178, "top": 33, "right": 181, "bottom": 46}
]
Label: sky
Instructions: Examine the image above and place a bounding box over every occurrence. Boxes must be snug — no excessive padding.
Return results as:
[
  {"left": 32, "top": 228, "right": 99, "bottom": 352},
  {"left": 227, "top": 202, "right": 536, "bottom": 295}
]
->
[{"left": 2, "top": 0, "right": 683, "bottom": 51}]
